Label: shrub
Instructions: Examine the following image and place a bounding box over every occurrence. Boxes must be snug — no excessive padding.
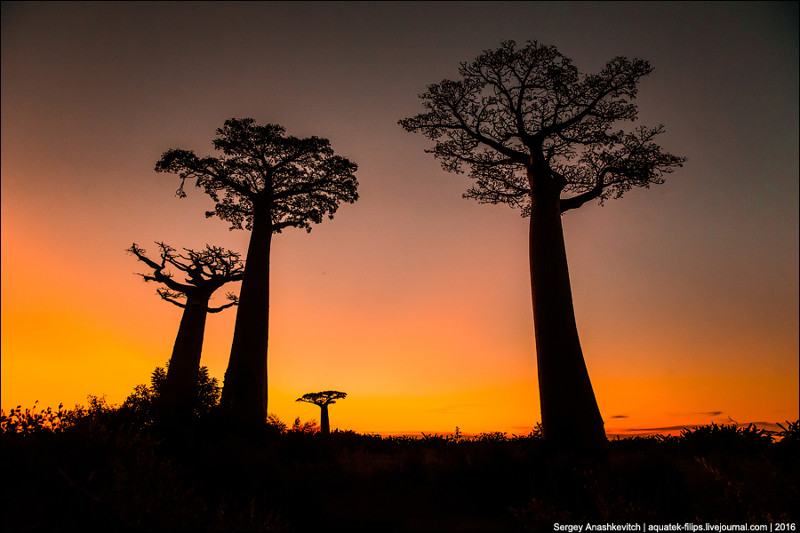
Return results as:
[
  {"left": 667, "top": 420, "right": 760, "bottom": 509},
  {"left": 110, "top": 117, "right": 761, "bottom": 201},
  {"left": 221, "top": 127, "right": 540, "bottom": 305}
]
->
[
  {"left": 776, "top": 420, "right": 800, "bottom": 445},
  {"left": 1, "top": 401, "right": 66, "bottom": 435},
  {"left": 678, "top": 423, "right": 772, "bottom": 455},
  {"left": 289, "top": 416, "right": 319, "bottom": 434},
  {"left": 119, "top": 365, "right": 221, "bottom": 428},
  {"left": 0, "top": 396, "right": 112, "bottom": 436}
]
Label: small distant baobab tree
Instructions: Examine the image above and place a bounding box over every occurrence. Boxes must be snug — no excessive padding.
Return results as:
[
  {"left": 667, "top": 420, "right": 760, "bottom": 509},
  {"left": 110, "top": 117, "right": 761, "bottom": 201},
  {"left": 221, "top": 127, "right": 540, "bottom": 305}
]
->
[
  {"left": 296, "top": 391, "right": 347, "bottom": 435},
  {"left": 155, "top": 118, "right": 358, "bottom": 426},
  {"left": 399, "top": 40, "right": 685, "bottom": 448},
  {"left": 129, "top": 242, "right": 244, "bottom": 419}
]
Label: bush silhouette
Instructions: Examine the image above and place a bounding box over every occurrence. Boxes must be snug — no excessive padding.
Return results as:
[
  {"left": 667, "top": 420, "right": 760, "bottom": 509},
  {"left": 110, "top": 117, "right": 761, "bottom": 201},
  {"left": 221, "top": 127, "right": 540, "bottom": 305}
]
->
[
  {"left": 2, "top": 410, "right": 798, "bottom": 531},
  {"left": 121, "top": 365, "right": 220, "bottom": 428}
]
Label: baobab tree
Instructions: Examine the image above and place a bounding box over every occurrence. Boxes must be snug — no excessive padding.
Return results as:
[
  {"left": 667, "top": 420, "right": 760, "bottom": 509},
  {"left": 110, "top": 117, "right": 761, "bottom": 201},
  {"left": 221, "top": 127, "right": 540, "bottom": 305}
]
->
[
  {"left": 399, "top": 40, "right": 685, "bottom": 448},
  {"left": 296, "top": 391, "right": 347, "bottom": 435},
  {"left": 128, "top": 242, "right": 244, "bottom": 419},
  {"left": 155, "top": 118, "right": 358, "bottom": 426}
]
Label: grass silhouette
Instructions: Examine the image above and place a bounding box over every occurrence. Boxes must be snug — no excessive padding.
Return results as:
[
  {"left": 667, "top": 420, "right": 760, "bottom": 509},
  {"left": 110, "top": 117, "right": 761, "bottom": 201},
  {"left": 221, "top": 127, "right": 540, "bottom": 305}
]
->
[{"left": 2, "top": 385, "right": 798, "bottom": 532}]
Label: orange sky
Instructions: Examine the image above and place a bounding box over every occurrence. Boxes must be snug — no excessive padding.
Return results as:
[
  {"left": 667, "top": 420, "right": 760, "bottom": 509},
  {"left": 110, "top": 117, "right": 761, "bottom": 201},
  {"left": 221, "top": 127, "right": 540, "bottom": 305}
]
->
[{"left": 2, "top": 3, "right": 798, "bottom": 436}]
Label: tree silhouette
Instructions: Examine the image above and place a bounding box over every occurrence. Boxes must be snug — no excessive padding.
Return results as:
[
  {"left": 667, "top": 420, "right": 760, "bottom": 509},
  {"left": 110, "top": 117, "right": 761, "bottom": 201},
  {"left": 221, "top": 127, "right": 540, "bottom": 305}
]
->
[
  {"left": 155, "top": 118, "right": 358, "bottom": 426},
  {"left": 296, "top": 391, "right": 347, "bottom": 435},
  {"left": 399, "top": 40, "right": 685, "bottom": 448},
  {"left": 128, "top": 242, "right": 244, "bottom": 419}
]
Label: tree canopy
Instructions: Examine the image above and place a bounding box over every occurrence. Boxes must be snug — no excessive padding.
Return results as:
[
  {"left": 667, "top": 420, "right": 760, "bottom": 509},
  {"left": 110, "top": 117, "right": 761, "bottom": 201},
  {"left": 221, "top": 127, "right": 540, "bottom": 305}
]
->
[
  {"left": 128, "top": 242, "right": 244, "bottom": 312},
  {"left": 296, "top": 391, "right": 348, "bottom": 407},
  {"left": 399, "top": 40, "right": 685, "bottom": 215},
  {"left": 155, "top": 118, "right": 359, "bottom": 232}
]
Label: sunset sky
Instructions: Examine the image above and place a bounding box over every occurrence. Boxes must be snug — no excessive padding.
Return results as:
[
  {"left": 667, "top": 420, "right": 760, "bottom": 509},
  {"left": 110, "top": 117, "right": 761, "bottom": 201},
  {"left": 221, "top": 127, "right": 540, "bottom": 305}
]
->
[{"left": 2, "top": 2, "right": 797, "bottom": 436}]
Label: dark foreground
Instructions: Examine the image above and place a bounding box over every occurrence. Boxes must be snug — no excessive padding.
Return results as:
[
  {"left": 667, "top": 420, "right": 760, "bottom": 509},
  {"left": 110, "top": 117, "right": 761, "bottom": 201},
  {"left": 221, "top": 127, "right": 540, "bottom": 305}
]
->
[{"left": 2, "top": 404, "right": 798, "bottom": 532}]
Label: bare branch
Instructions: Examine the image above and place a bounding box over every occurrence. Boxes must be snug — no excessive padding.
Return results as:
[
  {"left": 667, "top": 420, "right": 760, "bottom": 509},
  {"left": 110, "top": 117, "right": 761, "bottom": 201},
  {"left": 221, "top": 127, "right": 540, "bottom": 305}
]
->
[
  {"left": 157, "top": 288, "right": 187, "bottom": 308},
  {"left": 129, "top": 241, "right": 245, "bottom": 312},
  {"left": 208, "top": 293, "right": 239, "bottom": 313}
]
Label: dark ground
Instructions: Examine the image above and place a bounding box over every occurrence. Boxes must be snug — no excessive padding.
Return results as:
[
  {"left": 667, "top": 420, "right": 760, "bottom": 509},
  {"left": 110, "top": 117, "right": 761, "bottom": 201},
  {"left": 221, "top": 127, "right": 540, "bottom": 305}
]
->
[{"left": 2, "top": 406, "right": 798, "bottom": 532}]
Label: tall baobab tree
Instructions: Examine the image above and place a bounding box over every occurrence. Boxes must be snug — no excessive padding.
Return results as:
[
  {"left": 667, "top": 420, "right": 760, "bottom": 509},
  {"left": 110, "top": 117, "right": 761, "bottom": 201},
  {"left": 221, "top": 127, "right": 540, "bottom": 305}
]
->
[
  {"left": 296, "top": 391, "right": 347, "bottom": 435},
  {"left": 155, "top": 118, "right": 358, "bottom": 426},
  {"left": 129, "top": 242, "right": 244, "bottom": 419},
  {"left": 399, "top": 40, "right": 685, "bottom": 448}
]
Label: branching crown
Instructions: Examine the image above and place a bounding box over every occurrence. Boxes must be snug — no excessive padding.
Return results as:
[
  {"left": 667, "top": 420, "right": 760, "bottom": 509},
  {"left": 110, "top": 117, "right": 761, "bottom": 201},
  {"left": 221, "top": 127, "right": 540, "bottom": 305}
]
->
[
  {"left": 155, "top": 118, "right": 359, "bottom": 231},
  {"left": 399, "top": 40, "right": 685, "bottom": 215}
]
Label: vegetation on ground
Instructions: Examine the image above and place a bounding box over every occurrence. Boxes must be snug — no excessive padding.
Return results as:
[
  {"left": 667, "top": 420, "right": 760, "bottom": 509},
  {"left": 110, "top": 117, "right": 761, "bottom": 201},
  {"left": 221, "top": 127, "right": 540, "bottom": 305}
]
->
[{"left": 2, "top": 377, "right": 797, "bottom": 532}]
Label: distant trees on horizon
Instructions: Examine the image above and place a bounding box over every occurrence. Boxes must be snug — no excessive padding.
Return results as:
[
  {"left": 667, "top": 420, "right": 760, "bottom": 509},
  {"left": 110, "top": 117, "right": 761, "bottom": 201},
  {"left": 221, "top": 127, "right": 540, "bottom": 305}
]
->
[{"left": 296, "top": 391, "right": 347, "bottom": 435}]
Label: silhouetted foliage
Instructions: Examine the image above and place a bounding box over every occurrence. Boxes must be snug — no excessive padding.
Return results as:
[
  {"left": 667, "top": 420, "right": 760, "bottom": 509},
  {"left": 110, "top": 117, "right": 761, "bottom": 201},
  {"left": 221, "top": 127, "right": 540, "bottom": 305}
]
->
[
  {"left": 296, "top": 390, "right": 347, "bottom": 435},
  {"left": 264, "top": 413, "right": 319, "bottom": 435},
  {"left": 0, "top": 397, "right": 110, "bottom": 435},
  {"left": 399, "top": 40, "right": 685, "bottom": 449},
  {"left": 120, "top": 366, "right": 167, "bottom": 426},
  {"left": 678, "top": 423, "right": 773, "bottom": 455},
  {"left": 290, "top": 416, "right": 319, "bottom": 434},
  {"left": 399, "top": 40, "right": 685, "bottom": 215},
  {"left": 155, "top": 118, "right": 358, "bottom": 427},
  {"left": 120, "top": 365, "right": 220, "bottom": 428},
  {"left": 266, "top": 412, "right": 288, "bottom": 433},
  {"left": 777, "top": 420, "right": 800, "bottom": 446},
  {"left": 3, "top": 405, "right": 797, "bottom": 531},
  {"left": 129, "top": 243, "right": 242, "bottom": 421}
]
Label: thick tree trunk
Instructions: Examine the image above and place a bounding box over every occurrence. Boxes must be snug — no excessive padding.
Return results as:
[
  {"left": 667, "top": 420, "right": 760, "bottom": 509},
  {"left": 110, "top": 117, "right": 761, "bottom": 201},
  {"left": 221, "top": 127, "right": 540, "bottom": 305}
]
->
[
  {"left": 319, "top": 404, "right": 330, "bottom": 435},
  {"left": 529, "top": 183, "right": 606, "bottom": 449},
  {"left": 220, "top": 199, "right": 272, "bottom": 426},
  {"left": 160, "top": 299, "right": 209, "bottom": 420}
]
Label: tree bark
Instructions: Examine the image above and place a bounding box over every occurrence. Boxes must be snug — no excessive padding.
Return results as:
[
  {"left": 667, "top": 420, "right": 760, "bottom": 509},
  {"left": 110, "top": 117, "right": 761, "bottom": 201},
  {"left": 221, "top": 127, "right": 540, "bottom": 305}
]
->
[
  {"left": 319, "top": 404, "right": 330, "bottom": 435},
  {"left": 160, "top": 298, "right": 209, "bottom": 420},
  {"left": 529, "top": 180, "right": 606, "bottom": 449},
  {"left": 220, "top": 197, "right": 272, "bottom": 426}
]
